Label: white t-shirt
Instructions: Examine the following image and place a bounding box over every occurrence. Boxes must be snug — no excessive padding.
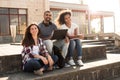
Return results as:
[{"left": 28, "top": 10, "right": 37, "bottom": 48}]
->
[
  {"left": 61, "top": 23, "right": 78, "bottom": 36},
  {"left": 32, "top": 45, "right": 39, "bottom": 55}
]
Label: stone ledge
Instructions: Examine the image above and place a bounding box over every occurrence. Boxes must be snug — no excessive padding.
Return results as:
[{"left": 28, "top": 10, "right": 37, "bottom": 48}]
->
[
  {"left": 77, "top": 45, "right": 106, "bottom": 62},
  {"left": 0, "top": 54, "right": 120, "bottom": 80},
  {"left": 0, "top": 44, "right": 106, "bottom": 74},
  {"left": 0, "top": 54, "right": 22, "bottom": 74}
]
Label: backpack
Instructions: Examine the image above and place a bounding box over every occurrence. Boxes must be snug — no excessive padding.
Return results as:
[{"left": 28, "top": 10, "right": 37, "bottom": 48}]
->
[{"left": 53, "top": 45, "right": 65, "bottom": 68}]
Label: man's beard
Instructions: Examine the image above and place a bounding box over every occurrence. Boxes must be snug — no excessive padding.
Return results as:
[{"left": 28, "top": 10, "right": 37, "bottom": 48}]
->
[{"left": 45, "top": 18, "right": 51, "bottom": 22}]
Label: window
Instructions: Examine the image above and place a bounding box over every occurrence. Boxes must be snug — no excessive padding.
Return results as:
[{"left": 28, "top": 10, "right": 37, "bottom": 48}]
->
[
  {"left": 10, "top": 9, "right": 18, "bottom": 14},
  {"left": 19, "top": 9, "right": 26, "bottom": 14},
  {"left": 0, "top": 8, "right": 8, "bottom": 14},
  {"left": 10, "top": 15, "right": 18, "bottom": 34},
  {"left": 0, "top": 15, "right": 9, "bottom": 35},
  {"left": 19, "top": 15, "right": 27, "bottom": 34},
  {"left": 0, "top": 8, "right": 27, "bottom": 36}
]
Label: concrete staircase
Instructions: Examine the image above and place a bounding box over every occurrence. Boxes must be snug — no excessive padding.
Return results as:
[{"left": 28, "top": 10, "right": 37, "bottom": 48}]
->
[
  {"left": 82, "top": 39, "right": 120, "bottom": 54},
  {"left": 0, "top": 39, "right": 120, "bottom": 80}
]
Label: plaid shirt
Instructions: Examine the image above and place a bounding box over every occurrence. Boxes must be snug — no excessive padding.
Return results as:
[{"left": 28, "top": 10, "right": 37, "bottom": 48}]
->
[{"left": 21, "top": 38, "right": 48, "bottom": 66}]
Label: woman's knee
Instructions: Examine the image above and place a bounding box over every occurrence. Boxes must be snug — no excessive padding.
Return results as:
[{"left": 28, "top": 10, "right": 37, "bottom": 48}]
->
[
  {"left": 24, "top": 59, "right": 41, "bottom": 72},
  {"left": 70, "top": 40, "right": 76, "bottom": 46},
  {"left": 75, "top": 39, "right": 82, "bottom": 45}
]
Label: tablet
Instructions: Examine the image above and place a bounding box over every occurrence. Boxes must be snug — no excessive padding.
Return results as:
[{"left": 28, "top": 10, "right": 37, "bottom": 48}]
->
[{"left": 51, "top": 29, "right": 68, "bottom": 40}]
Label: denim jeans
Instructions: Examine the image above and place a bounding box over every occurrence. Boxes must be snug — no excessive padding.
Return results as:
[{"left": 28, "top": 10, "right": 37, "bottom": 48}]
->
[
  {"left": 23, "top": 55, "right": 58, "bottom": 72},
  {"left": 43, "top": 40, "right": 53, "bottom": 55},
  {"left": 68, "top": 39, "right": 82, "bottom": 58},
  {"left": 53, "top": 40, "right": 69, "bottom": 58}
]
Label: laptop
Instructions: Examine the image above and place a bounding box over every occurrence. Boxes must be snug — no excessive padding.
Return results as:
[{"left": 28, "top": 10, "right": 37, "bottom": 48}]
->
[{"left": 51, "top": 29, "right": 68, "bottom": 40}]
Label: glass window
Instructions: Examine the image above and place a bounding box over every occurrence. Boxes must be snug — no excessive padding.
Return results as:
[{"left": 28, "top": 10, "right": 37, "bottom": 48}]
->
[
  {"left": 10, "top": 9, "right": 18, "bottom": 14},
  {"left": 0, "top": 15, "right": 9, "bottom": 35},
  {"left": 19, "top": 15, "right": 27, "bottom": 34},
  {"left": 0, "top": 8, "right": 8, "bottom": 14},
  {"left": 0, "top": 8, "right": 27, "bottom": 36},
  {"left": 10, "top": 15, "right": 18, "bottom": 34},
  {"left": 19, "top": 9, "right": 27, "bottom": 14}
]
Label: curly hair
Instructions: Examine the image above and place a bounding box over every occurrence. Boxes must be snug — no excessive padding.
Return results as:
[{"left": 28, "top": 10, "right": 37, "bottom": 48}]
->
[
  {"left": 22, "top": 24, "right": 41, "bottom": 47},
  {"left": 55, "top": 10, "right": 72, "bottom": 27}
]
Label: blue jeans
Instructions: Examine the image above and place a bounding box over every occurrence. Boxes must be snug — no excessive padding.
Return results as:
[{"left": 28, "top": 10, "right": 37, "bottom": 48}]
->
[
  {"left": 23, "top": 55, "right": 58, "bottom": 72},
  {"left": 68, "top": 39, "right": 82, "bottom": 58}
]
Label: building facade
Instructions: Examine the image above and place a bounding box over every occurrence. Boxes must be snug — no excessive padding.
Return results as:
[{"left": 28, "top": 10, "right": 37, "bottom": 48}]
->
[
  {"left": 50, "top": 1, "right": 88, "bottom": 34},
  {"left": 0, "top": 0, "right": 114, "bottom": 43},
  {"left": 0, "top": 0, "right": 49, "bottom": 43}
]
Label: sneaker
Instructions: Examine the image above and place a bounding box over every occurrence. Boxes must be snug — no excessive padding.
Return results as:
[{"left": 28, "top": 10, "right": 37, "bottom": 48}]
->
[
  {"left": 65, "top": 63, "right": 71, "bottom": 68},
  {"left": 77, "top": 60, "right": 84, "bottom": 66},
  {"left": 34, "top": 70, "right": 43, "bottom": 76},
  {"left": 68, "top": 59, "right": 76, "bottom": 66}
]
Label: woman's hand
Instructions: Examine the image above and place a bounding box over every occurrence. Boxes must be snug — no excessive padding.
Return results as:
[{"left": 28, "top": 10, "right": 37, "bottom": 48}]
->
[
  {"left": 40, "top": 56, "right": 48, "bottom": 65},
  {"left": 33, "top": 54, "right": 48, "bottom": 65},
  {"left": 47, "top": 55, "right": 54, "bottom": 67},
  {"left": 77, "top": 34, "right": 84, "bottom": 39}
]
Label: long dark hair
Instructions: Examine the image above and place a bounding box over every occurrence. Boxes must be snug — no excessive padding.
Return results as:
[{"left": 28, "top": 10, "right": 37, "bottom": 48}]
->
[
  {"left": 55, "top": 10, "right": 71, "bottom": 27},
  {"left": 22, "top": 24, "right": 41, "bottom": 47}
]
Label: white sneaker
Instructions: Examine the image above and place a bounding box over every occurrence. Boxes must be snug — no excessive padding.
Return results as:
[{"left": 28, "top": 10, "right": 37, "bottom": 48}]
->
[
  {"left": 77, "top": 60, "right": 84, "bottom": 66},
  {"left": 65, "top": 63, "right": 71, "bottom": 67},
  {"left": 68, "top": 59, "right": 76, "bottom": 66}
]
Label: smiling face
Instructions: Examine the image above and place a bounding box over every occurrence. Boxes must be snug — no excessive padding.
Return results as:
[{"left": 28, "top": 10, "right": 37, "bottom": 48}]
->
[
  {"left": 64, "top": 14, "right": 71, "bottom": 25},
  {"left": 44, "top": 11, "right": 52, "bottom": 22},
  {"left": 30, "top": 25, "right": 39, "bottom": 36}
]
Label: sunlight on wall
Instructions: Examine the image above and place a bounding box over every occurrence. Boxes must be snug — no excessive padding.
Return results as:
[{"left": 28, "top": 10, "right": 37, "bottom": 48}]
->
[
  {"left": 91, "top": 19, "right": 100, "bottom": 33},
  {"left": 49, "top": 0, "right": 120, "bottom": 32},
  {"left": 104, "top": 17, "right": 114, "bottom": 33},
  {"left": 86, "top": 0, "right": 120, "bottom": 32},
  {"left": 50, "top": 0, "right": 80, "bottom": 4}
]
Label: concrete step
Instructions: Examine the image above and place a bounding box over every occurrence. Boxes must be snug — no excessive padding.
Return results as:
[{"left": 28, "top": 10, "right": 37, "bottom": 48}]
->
[
  {"left": 81, "top": 39, "right": 114, "bottom": 44},
  {"left": 0, "top": 54, "right": 120, "bottom": 80},
  {"left": 106, "top": 50, "right": 120, "bottom": 53},
  {"left": 0, "top": 44, "right": 106, "bottom": 74},
  {"left": 82, "top": 40, "right": 114, "bottom": 47},
  {"left": 82, "top": 39, "right": 120, "bottom": 53},
  {"left": 0, "top": 44, "right": 22, "bottom": 74},
  {"left": 82, "top": 45, "right": 106, "bottom": 62}
]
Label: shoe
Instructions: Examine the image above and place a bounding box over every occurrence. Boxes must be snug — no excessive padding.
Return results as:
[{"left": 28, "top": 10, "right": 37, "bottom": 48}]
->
[
  {"left": 34, "top": 70, "right": 43, "bottom": 76},
  {"left": 65, "top": 63, "right": 71, "bottom": 67},
  {"left": 77, "top": 60, "right": 84, "bottom": 66},
  {"left": 47, "top": 66, "right": 53, "bottom": 71},
  {"left": 68, "top": 59, "right": 76, "bottom": 66}
]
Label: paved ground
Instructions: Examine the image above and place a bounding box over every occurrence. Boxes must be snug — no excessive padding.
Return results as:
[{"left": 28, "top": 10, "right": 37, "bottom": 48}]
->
[
  {"left": 114, "top": 77, "right": 120, "bottom": 80},
  {"left": 0, "top": 44, "right": 120, "bottom": 80}
]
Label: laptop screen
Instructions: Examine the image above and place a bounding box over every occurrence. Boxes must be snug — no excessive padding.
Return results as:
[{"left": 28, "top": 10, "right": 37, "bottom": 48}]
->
[{"left": 51, "top": 29, "right": 68, "bottom": 40}]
